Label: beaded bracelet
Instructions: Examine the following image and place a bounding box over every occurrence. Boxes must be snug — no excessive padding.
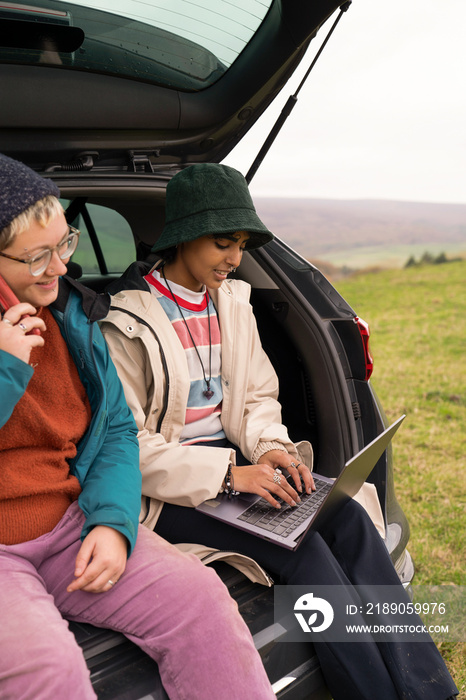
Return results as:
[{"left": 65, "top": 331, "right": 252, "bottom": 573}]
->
[{"left": 223, "top": 463, "right": 238, "bottom": 498}]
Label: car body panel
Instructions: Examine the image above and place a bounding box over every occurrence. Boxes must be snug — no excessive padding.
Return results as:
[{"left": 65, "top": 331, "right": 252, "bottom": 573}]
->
[{"left": 0, "top": 0, "right": 343, "bottom": 165}]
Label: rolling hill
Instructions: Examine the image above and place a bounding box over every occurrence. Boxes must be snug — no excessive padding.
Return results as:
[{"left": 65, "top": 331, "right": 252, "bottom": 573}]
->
[{"left": 254, "top": 198, "right": 466, "bottom": 269}]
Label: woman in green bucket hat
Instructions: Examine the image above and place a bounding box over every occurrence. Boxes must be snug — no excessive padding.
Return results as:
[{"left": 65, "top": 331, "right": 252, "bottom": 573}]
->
[
  {"left": 152, "top": 161, "right": 273, "bottom": 255},
  {"left": 102, "top": 164, "right": 458, "bottom": 700}
]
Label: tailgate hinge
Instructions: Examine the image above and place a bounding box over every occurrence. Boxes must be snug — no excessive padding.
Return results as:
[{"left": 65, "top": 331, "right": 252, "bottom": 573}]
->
[{"left": 129, "top": 150, "right": 160, "bottom": 173}]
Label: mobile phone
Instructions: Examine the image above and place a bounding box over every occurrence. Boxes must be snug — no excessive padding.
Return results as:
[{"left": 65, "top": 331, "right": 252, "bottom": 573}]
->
[{"left": 0, "top": 274, "right": 41, "bottom": 335}]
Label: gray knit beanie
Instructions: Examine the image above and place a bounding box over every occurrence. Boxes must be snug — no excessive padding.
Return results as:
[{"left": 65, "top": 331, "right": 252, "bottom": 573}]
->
[{"left": 0, "top": 153, "right": 60, "bottom": 231}]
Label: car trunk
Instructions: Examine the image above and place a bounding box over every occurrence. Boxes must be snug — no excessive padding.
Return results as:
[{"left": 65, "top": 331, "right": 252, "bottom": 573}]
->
[{"left": 0, "top": 0, "right": 346, "bottom": 168}]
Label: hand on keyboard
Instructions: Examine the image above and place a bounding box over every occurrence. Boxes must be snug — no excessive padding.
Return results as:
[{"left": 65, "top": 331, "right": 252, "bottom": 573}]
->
[
  {"left": 257, "top": 449, "right": 315, "bottom": 496},
  {"left": 230, "top": 463, "right": 302, "bottom": 509}
]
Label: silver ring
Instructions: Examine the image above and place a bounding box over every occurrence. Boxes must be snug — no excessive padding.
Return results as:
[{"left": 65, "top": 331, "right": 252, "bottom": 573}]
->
[
  {"left": 108, "top": 579, "right": 116, "bottom": 586},
  {"left": 273, "top": 472, "right": 282, "bottom": 485},
  {"left": 2, "top": 317, "right": 13, "bottom": 326},
  {"left": 18, "top": 322, "right": 27, "bottom": 332},
  {"left": 290, "top": 462, "right": 297, "bottom": 468}
]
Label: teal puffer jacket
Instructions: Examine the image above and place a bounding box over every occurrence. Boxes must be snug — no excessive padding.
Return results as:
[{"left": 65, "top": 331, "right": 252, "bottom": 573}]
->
[{"left": 0, "top": 277, "right": 141, "bottom": 554}]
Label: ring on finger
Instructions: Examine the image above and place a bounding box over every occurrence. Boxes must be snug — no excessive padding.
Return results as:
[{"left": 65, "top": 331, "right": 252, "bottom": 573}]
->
[
  {"left": 273, "top": 472, "right": 282, "bottom": 484},
  {"left": 18, "top": 322, "right": 27, "bottom": 332},
  {"left": 2, "top": 317, "right": 13, "bottom": 326},
  {"left": 108, "top": 579, "right": 116, "bottom": 586}
]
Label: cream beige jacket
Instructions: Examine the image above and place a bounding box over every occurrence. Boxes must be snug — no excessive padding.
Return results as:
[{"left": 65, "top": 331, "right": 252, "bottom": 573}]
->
[
  {"left": 102, "top": 274, "right": 384, "bottom": 585},
  {"left": 101, "top": 278, "right": 313, "bottom": 534}
]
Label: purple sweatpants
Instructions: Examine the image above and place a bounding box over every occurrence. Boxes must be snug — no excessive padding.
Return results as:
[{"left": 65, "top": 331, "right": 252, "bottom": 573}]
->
[{"left": 0, "top": 502, "right": 275, "bottom": 700}]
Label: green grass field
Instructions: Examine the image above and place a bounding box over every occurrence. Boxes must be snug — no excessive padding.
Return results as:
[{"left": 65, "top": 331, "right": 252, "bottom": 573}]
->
[
  {"left": 335, "top": 260, "right": 466, "bottom": 696},
  {"left": 319, "top": 242, "right": 466, "bottom": 270}
]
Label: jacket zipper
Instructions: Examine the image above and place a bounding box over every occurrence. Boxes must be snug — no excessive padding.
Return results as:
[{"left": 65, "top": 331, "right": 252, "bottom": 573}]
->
[{"left": 54, "top": 299, "right": 105, "bottom": 469}]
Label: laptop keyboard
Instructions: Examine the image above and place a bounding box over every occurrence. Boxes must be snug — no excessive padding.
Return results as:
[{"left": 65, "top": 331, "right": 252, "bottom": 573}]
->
[{"left": 237, "top": 476, "right": 332, "bottom": 537}]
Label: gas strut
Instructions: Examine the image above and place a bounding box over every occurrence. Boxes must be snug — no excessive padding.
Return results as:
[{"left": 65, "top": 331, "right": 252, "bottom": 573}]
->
[{"left": 246, "top": 1, "right": 352, "bottom": 184}]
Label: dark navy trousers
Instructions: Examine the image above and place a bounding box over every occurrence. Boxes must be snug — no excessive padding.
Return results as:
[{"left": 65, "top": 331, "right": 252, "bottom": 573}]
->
[{"left": 155, "top": 442, "right": 457, "bottom": 700}]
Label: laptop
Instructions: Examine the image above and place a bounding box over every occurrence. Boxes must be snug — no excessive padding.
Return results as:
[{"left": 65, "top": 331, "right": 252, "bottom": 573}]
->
[{"left": 196, "top": 415, "right": 405, "bottom": 550}]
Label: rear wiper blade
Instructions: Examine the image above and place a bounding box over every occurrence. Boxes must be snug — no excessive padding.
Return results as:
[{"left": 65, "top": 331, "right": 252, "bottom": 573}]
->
[{"left": 246, "top": 1, "right": 352, "bottom": 184}]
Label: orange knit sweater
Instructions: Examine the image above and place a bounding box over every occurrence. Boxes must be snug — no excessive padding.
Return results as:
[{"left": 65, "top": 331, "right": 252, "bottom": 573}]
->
[{"left": 0, "top": 307, "right": 91, "bottom": 544}]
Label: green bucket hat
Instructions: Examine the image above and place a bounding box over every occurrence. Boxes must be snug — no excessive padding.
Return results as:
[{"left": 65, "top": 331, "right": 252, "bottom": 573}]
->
[{"left": 152, "top": 163, "right": 273, "bottom": 253}]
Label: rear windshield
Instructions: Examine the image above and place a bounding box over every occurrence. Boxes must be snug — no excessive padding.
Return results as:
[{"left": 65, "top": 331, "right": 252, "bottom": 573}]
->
[{"left": 0, "top": 0, "right": 273, "bottom": 90}]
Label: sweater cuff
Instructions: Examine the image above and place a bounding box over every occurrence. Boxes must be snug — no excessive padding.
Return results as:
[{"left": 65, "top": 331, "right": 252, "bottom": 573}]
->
[{"left": 252, "top": 441, "right": 288, "bottom": 464}]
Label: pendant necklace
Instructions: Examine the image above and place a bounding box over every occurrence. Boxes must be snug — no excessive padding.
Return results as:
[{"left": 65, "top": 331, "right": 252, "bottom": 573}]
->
[{"left": 161, "top": 267, "right": 214, "bottom": 399}]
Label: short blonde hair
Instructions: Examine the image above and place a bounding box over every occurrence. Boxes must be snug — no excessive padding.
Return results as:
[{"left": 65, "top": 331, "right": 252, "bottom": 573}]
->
[{"left": 0, "top": 195, "right": 64, "bottom": 251}]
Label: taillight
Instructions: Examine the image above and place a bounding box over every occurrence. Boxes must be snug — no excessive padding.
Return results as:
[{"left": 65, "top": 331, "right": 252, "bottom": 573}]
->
[{"left": 354, "top": 316, "right": 373, "bottom": 381}]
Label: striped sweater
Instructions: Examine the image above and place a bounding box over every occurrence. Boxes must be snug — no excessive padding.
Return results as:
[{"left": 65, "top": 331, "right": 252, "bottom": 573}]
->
[{"left": 144, "top": 269, "right": 226, "bottom": 444}]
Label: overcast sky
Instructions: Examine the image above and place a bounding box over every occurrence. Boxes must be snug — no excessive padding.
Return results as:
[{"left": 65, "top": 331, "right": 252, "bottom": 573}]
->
[{"left": 224, "top": 0, "right": 465, "bottom": 205}]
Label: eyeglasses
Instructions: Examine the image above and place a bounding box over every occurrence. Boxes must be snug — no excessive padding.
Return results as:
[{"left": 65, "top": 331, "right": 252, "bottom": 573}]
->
[{"left": 0, "top": 226, "right": 80, "bottom": 277}]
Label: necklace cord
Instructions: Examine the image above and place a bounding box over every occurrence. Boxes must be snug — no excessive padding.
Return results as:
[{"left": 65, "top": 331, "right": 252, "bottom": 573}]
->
[{"left": 161, "top": 267, "right": 213, "bottom": 398}]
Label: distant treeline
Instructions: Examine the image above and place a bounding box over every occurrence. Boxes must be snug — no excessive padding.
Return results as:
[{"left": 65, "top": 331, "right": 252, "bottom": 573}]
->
[{"left": 404, "top": 251, "right": 464, "bottom": 268}]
